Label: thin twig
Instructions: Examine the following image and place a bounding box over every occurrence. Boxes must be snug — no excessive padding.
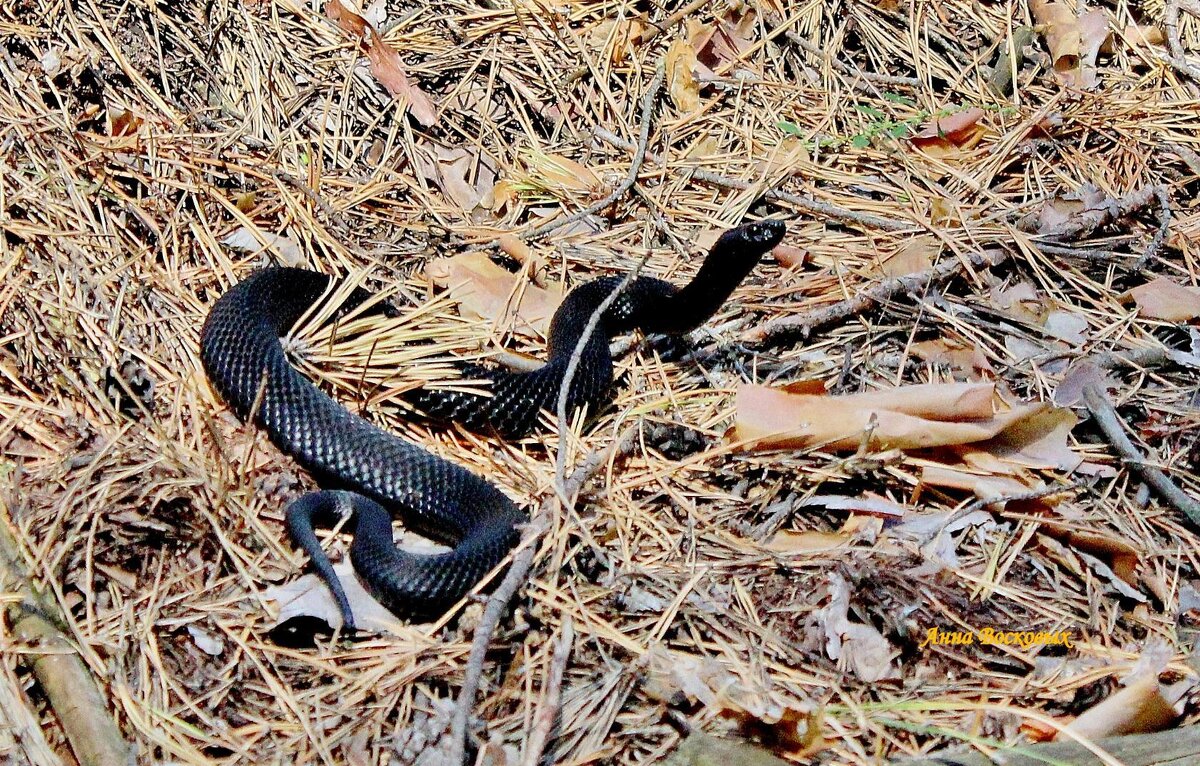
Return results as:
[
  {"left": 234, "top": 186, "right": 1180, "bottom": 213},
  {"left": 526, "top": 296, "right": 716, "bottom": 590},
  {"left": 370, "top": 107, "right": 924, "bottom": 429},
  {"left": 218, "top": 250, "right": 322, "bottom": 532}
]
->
[
  {"left": 741, "top": 248, "right": 1011, "bottom": 347},
  {"left": 521, "top": 617, "right": 574, "bottom": 766},
  {"left": 1082, "top": 384, "right": 1200, "bottom": 529},
  {"left": 553, "top": 249, "right": 652, "bottom": 496},
  {"left": 503, "top": 65, "right": 664, "bottom": 246},
  {"left": 442, "top": 430, "right": 636, "bottom": 764},
  {"left": 1164, "top": 0, "right": 1200, "bottom": 81},
  {"left": 1035, "top": 186, "right": 1163, "bottom": 243},
  {"left": 1130, "top": 186, "right": 1173, "bottom": 272},
  {"left": 444, "top": 66, "right": 667, "bottom": 764}
]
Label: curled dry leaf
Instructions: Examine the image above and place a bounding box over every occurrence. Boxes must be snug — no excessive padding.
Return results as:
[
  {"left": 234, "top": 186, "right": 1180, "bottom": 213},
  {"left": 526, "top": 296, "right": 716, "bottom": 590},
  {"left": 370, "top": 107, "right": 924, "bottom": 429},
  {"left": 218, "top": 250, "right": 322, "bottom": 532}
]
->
[
  {"left": 1122, "top": 277, "right": 1200, "bottom": 321},
  {"left": 223, "top": 225, "right": 303, "bottom": 266},
  {"left": 910, "top": 337, "right": 994, "bottom": 380},
  {"left": 665, "top": 38, "right": 702, "bottom": 112},
  {"left": 1030, "top": 0, "right": 1111, "bottom": 89},
  {"left": 364, "top": 29, "right": 438, "bottom": 127},
  {"left": 691, "top": 7, "right": 757, "bottom": 70},
  {"left": 733, "top": 382, "right": 1056, "bottom": 453},
  {"left": 771, "top": 243, "right": 809, "bottom": 268},
  {"left": 910, "top": 107, "right": 986, "bottom": 157},
  {"left": 519, "top": 150, "right": 607, "bottom": 200},
  {"left": 262, "top": 560, "right": 408, "bottom": 634},
  {"left": 818, "top": 573, "right": 900, "bottom": 682},
  {"left": 1058, "top": 673, "right": 1180, "bottom": 740},
  {"left": 425, "top": 251, "right": 564, "bottom": 337},
  {"left": 324, "top": 0, "right": 437, "bottom": 127},
  {"left": 413, "top": 143, "right": 497, "bottom": 213}
]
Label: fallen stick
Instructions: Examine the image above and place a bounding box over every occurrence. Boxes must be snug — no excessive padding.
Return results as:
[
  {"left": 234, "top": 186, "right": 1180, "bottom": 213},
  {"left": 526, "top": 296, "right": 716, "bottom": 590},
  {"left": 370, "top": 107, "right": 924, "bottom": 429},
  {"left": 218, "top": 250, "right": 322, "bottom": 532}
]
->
[
  {"left": 741, "top": 248, "right": 1010, "bottom": 347},
  {"left": 0, "top": 508, "right": 133, "bottom": 766},
  {"left": 1082, "top": 384, "right": 1200, "bottom": 530},
  {"left": 520, "top": 617, "right": 574, "bottom": 766}
]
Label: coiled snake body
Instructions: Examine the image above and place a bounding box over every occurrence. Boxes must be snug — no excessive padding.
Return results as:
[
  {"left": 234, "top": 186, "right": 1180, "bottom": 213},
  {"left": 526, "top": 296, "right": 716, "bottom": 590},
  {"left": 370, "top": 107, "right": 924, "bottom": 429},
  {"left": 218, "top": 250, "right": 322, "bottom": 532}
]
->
[{"left": 200, "top": 220, "right": 785, "bottom": 627}]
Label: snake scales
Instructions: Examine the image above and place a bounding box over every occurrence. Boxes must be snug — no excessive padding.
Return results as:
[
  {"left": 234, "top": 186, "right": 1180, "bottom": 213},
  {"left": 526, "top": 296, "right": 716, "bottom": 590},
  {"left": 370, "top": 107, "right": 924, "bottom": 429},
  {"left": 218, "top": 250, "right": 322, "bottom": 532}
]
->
[{"left": 200, "top": 220, "right": 785, "bottom": 627}]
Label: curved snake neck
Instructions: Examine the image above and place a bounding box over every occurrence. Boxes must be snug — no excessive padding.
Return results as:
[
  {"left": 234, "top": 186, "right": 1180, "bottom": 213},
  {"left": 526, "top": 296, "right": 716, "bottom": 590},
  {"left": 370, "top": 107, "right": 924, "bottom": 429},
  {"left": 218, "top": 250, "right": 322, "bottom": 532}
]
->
[{"left": 200, "top": 220, "right": 785, "bottom": 627}]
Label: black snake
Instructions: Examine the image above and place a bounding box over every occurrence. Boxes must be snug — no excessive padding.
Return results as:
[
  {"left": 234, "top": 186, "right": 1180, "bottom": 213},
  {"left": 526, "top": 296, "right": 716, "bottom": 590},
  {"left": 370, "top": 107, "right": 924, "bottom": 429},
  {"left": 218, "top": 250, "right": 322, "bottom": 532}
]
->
[{"left": 200, "top": 220, "right": 785, "bottom": 627}]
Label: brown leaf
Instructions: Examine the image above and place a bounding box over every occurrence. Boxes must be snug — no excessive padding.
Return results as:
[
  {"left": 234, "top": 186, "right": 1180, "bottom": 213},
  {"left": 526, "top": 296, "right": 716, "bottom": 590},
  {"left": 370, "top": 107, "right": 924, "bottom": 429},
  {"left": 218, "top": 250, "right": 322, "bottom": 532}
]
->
[
  {"left": 413, "top": 143, "right": 496, "bottom": 213},
  {"left": 1123, "top": 277, "right": 1200, "bottom": 321},
  {"left": 732, "top": 382, "right": 1049, "bottom": 452},
  {"left": 771, "top": 243, "right": 809, "bottom": 268},
  {"left": 324, "top": 1, "right": 438, "bottom": 126},
  {"left": 665, "top": 38, "right": 702, "bottom": 112},
  {"left": 325, "top": 0, "right": 367, "bottom": 37},
  {"left": 1031, "top": 0, "right": 1111, "bottom": 88},
  {"left": 879, "top": 234, "right": 940, "bottom": 277},
  {"left": 1058, "top": 674, "right": 1179, "bottom": 740},
  {"left": 363, "top": 29, "right": 438, "bottom": 127},
  {"left": 425, "top": 251, "right": 564, "bottom": 337},
  {"left": 910, "top": 108, "right": 986, "bottom": 157},
  {"left": 764, "top": 530, "right": 854, "bottom": 554}
]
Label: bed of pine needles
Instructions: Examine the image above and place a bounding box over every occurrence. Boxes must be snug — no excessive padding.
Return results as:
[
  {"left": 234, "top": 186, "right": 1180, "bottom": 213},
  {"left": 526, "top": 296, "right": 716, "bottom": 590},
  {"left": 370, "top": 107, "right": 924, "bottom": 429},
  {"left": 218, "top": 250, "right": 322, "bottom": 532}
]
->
[{"left": 2, "top": 0, "right": 1200, "bottom": 764}]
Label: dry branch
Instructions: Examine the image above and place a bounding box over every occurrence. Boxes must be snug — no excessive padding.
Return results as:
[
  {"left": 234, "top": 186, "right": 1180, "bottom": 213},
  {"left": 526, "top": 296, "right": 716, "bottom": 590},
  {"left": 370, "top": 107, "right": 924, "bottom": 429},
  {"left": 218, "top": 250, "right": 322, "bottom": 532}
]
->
[
  {"left": 741, "top": 249, "right": 1010, "bottom": 347},
  {"left": 0, "top": 512, "right": 132, "bottom": 766},
  {"left": 1082, "top": 385, "right": 1200, "bottom": 530}
]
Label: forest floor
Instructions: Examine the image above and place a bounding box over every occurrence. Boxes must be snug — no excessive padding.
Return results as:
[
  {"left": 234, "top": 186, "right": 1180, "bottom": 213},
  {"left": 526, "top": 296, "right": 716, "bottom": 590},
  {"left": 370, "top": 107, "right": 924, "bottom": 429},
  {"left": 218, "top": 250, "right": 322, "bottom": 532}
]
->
[{"left": 2, "top": 0, "right": 1200, "bottom": 764}]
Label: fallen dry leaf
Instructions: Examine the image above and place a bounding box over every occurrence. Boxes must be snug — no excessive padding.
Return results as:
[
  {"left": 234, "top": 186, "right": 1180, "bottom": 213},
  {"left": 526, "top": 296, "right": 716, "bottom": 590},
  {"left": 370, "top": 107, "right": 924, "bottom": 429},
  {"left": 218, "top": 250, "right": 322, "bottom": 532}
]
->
[
  {"left": 641, "top": 646, "right": 821, "bottom": 754},
  {"left": 519, "top": 150, "right": 607, "bottom": 201},
  {"left": 692, "top": 7, "right": 757, "bottom": 70},
  {"left": 1058, "top": 673, "right": 1179, "bottom": 740},
  {"left": 764, "top": 529, "right": 854, "bottom": 554},
  {"left": 818, "top": 573, "right": 900, "bottom": 682},
  {"left": 771, "top": 243, "right": 809, "bottom": 268},
  {"left": 665, "top": 38, "right": 702, "bottom": 111},
  {"left": 364, "top": 29, "right": 438, "bottom": 127},
  {"left": 879, "top": 234, "right": 940, "bottom": 277},
  {"left": 426, "top": 251, "right": 564, "bottom": 337},
  {"left": 910, "top": 338, "right": 994, "bottom": 380},
  {"left": 1031, "top": 0, "right": 1112, "bottom": 89},
  {"left": 262, "top": 560, "right": 408, "bottom": 634},
  {"left": 324, "top": 0, "right": 438, "bottom": 127},
  {"left": 1122, "top": 277, "right": 1200, "bottom": 321},
  {"left": 223, "top": 225, "right": 303, "bottom": 266},
  {"left": 1042, "top": 309, "right": 1089, "bottom": 345},
  {"left": 910, "top": 107, "right": 986, "bottom": 157},
  {"left": 413, "top": 143, "right": 497, "bottom": 213},
  {"left": 732, "top": 382, "right": 1056, "bottom": 453},
  {"left": 919, "top": 463, "right": 1037, "bottom": 501},
  {"left": 1054, "top": 359, "right": 1117, "bottom": 407}
]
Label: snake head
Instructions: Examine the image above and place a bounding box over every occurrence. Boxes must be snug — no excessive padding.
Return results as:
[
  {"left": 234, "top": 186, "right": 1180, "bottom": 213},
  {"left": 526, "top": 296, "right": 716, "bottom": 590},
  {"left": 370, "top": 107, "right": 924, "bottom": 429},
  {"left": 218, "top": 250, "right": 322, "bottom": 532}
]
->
[
  {"left": 704, "top": 219, "right": 787, "bottom": 272},
  {"left": 709, "top": 219, "right": 786, "bottom": 265},
  {"left": 733, "top": 219, "right": 787, "bottom": 248}
]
